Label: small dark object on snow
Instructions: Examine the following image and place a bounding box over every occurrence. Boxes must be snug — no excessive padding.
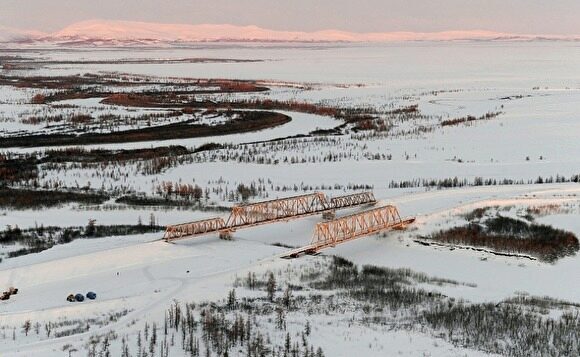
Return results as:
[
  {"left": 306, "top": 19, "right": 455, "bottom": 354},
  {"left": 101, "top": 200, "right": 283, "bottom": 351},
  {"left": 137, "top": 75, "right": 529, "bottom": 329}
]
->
[
  {"left": 1, "top": 287, "right": 19, "bottom": 301},
  {"left": 75, "top": 293, "right": 85, "bottom": 302},
  {"left": 66, "top": 294, "right": 75, "bottom": 302},
  {"left": 86, "top": 291, "right": 97, "bottom": 300}
]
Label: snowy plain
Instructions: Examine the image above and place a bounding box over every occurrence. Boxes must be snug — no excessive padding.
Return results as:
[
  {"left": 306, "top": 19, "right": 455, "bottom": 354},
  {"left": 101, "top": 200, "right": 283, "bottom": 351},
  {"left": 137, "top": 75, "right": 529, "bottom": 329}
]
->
[{"left": 1, "top": 42, "right": 580, "bottom": 356}]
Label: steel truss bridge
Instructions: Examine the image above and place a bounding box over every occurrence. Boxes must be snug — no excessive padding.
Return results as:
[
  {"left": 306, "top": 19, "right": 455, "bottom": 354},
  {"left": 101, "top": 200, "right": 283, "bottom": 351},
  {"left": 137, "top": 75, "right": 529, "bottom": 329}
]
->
[
  {"left": 281, "top": 205, "right": 415, "bottom": 258},
  {"left": 163, "top": 191, "right": 377, "bottom": 241}
]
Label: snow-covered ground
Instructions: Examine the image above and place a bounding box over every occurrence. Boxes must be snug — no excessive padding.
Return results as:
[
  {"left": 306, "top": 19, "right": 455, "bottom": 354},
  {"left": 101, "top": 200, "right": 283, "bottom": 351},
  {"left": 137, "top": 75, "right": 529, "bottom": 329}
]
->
[
  {"left": 2, "top": 43, "right": 580, "bottom": 356},
  {"left": 1, "top": 184, "right": 580, "bottom": 356}
]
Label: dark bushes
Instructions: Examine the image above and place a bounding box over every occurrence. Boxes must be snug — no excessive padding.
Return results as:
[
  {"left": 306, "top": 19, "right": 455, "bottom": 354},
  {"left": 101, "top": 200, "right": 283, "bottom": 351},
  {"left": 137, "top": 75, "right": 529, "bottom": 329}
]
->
[
  {"left": 314, "top": 257, "right": 580, "bottom": 357},
  {"left": 0, "top": 188, "right": 109, "bottom": 209},
  {"left": 311, "top": 257, "right": 460, "bottom": 309},
  {"left": 0, "top": 111, "right": 290, "bottom": 148},
  {"left": 389, "top": 173, "right": 580, "bottom": 189},
  {"left": 441, "top": 111, "right": 502, "bottom": 126},
  {"left": 426, "top": 216, "right": 579, "bottom": 262},
  {"left": 44, "top": 146, "right": 190, "bottom": 163},
  {"left": 193, "top": 142, "right": 224, "bottom": 153},
  {"left": 422, "top": 302, "right": 580, "bottom": 357},
  {"left": 0, "top": 224, "right": 165, "bottom": 259},
  {"left": 0, "top": 155, "right": 38, "bottom": 183}
]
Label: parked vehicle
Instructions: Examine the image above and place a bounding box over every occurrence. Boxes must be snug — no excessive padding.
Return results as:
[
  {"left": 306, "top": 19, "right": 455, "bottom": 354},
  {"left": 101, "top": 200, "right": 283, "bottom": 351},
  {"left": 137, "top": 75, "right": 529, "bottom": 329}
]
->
[
  {"left": 86, "top": 291, "right": 97, "bottom": 300},
  {"left": 1, "top": 287, "right": 18, "bottom": 301},
  {"left": 75, "top": 293, "right": 85, "bottom": 302}
]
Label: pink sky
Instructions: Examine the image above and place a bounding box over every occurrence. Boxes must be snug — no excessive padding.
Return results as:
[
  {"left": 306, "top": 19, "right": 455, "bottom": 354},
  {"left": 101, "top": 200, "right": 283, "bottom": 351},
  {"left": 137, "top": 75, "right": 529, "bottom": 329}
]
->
[{"left": 1, "top": 0, "right": 579, "bottom": 36}]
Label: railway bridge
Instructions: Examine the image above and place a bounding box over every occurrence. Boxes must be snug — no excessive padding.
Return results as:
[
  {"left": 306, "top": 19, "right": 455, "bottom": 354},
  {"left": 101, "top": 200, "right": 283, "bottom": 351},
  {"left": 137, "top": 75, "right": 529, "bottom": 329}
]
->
[
  {"left": 163, "top": 191, "right": 376, "bottom": 241},
  {"left": 163, "top": 191, "right": 415, "bottom": 258}
]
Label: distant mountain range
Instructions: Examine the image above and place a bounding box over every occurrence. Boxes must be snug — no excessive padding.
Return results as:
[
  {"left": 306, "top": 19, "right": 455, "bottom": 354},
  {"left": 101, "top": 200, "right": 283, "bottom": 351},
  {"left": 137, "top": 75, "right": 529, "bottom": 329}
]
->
[
  {"left": 0, "top": 25, "right": 45, "bottom": 43},
  {"left": 1, "top": 20, "right": 579, "bottom": 46}
]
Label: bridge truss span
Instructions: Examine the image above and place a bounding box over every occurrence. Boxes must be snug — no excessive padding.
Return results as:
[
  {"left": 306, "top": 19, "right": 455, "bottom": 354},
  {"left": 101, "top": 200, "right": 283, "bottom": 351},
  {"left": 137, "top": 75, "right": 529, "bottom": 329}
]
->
[
  {"left": 163, "top": 217, "right": 226, "bottom": 241},
  {"left": 329, "top": 191, "right": 376, "bottom": 209},
  {"left": 281, "top": 205, "right": 415, "bottom": 258},
  {"left": 226, "top": 192, "right": 329, "bottom": 227},
  {"left": 311, "top": 205, "right": 404, "bottom": 250}
]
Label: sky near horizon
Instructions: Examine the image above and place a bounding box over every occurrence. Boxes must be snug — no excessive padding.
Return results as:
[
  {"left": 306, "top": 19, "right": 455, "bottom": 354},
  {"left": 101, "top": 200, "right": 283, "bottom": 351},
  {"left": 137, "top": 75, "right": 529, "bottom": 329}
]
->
[{"left": 1, "top": 0, "right": 578, "bottom": 35}]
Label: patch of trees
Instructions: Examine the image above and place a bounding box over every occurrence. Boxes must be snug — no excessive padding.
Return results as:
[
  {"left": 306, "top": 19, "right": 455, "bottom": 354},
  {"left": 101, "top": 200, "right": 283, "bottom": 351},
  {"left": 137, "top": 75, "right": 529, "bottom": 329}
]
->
[
  {"left": 41, "top": 83, "right": 268, "bottom": 105},
  {"left": 426, "top": 215, "right": 579, "bottom": 262},
  {"left": 310, "top": 256, "right": 580, "bottom": 357},
  {"left": 0, "top": 74, "right": 111, "bottom": 90},
  {"left": 1, "top": 222, "right": 164, "bottom": 259},
  {"left": 1, "top": 311, "right": 129, "bottom": 349},
  {"left": 0, "top": 154, "right": 38, "bottom": 184},
  {"left": 441, "top": 111, "right": 502, "bottom": 127},
  {"left": 42, "top": 146, "right": 189, "bottom": 176},
  {"left": 309, "top": 123, "right": 346, "bottom": 136},
  {"left": 44, "top": 145, "right": 190, "bottom": 163},
  {"left": 0, "top": 187, "right": 109, "bottom": 209},
  {"left": 188, "top": 134, "right": 396, "bottom": 166},
  {"left": 232, "top": 98, "right": 340, "bottom": 117},
  {"left": 115, "top": 195, "right": 228, "bottom": 212},
  {"left": 386, "top": 104, "right": 419, "bottom": 115},
  {"left": 0, "top": 73, "right": 267, "bottom": 96},
  {"left": 103, "top": 94, "right": 385, "bottom": 131},
  {"left": 79, "top": 272, "right": 325, "bottom": 356},
  {"left": 0, "top": 111, "right": 290, "bottom": 148},
  {"left": 1, "top": 147, "right": 189, "bottom": 185},
  {"left": 423, "top": 302, "right": 580, "bottom": 357},
  {"left": 192, "top": 142, "right": 225, "bottom": 153},
  {"left": 155, "top": 181, "right": 205, "bottom": 200},
  {"left": 22, "top": 110, "right": 184, "bottom": 130},
  {"left": 462, "top": 207, "right": 492, "bottom": 221},
  {"left": 310, "top": 257, "right": 466, "bottom": 309},
  {"left": 388, "top": 173, "right": 580, "bottom": 189},
  {"left": 101, "top": 93, "right": 158, "bottom": 107},
  {"left": 236, "top": 183, "right": 259, "bottom": 201}
]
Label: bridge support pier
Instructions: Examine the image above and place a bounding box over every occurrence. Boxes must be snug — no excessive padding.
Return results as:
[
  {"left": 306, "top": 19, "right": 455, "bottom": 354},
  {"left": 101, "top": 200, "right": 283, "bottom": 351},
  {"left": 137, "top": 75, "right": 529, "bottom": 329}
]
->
[
  {"left": 322, "top": 210, "right": 336, "bottom": 220},
  {"left": 219, "top": 230, "right": 233, "bottom": 240}
]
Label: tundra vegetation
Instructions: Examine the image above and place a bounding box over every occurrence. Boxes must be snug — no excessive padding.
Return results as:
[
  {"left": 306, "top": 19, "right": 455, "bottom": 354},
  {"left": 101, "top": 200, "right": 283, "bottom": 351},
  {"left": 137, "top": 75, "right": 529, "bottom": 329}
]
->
[
  {"left": 424, "top": 213, "right": 580, "bottom": 262},
  {"left": 0, "top": 221, "right": 164, "bottom": 259},
  {"left": 2, "top": 48, "right": 580, "bottom": 357},
  {"left": 3, "top": 257, "right": 577, "bottom": 357},
  {"left": 0, "top": 111, "right": 291, "bottom": 148}
]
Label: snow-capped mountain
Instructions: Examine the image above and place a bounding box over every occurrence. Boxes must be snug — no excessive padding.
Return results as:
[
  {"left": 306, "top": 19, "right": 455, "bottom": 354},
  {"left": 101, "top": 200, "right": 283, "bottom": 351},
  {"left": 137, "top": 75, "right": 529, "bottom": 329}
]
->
[
  {"left": 49, "top": 20, "right": 511, "bottom": 43},
  {"left": 0, "top": 25, "right": 45, "bottom": 43},
  {"left": 1, "top": 19, "right": 578, "bottom": 45}
]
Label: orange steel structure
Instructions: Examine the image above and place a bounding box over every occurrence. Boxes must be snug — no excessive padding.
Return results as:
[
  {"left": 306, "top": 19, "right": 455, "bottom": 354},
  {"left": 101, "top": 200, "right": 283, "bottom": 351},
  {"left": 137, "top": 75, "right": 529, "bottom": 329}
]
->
[
  {"left": 163, "top": 217, "right": 226, "bottom": 240},
  {"left": 163, "top": 191, "right": 376, "bottom": 241},
  {"left": 225, "top": 192, "right": 329, "bottom": 227},
  {"left": 282, "top": 205, "right": 415, "bottom": 258},
  {"left": 329, "top": 191, "right": 376, "bottom": 208}
]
